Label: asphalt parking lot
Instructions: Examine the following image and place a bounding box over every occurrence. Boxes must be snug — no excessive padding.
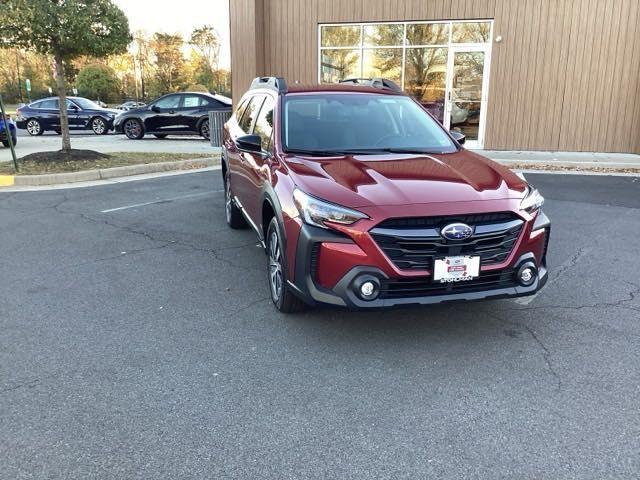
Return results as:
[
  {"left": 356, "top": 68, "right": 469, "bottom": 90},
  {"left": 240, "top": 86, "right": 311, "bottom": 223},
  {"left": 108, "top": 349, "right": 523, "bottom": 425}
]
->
[
  {"left": 1, "top": 171, "right": 639, "bottom": 478},
  {"left": 1, "top": 130, "right": 216, "bottom": 161}
]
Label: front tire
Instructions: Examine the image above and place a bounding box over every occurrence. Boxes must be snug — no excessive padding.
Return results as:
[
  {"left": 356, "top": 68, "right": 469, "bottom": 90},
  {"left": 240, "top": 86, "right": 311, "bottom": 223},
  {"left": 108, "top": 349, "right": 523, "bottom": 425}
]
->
[
  {"left": 266, "top": 217, "right": 306, "bottom": 313},
  {"left": 91, "top": 117, "right": 108, "bottom": 135},
  {"left": 123, "top": 118, "right": 144, "bottom": 139},
  {"left": 224, "top": 168, "right": 247, "bottom": 229},
  {"left": 26, "top": 119, "right": 43, "bottom": 136}
]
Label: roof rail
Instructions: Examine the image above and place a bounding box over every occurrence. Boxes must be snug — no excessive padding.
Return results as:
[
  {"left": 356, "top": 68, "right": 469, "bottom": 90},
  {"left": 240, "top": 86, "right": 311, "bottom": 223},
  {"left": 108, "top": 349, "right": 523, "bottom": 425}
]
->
[
  {"left": 339, "top": 78, "right": 402, "bottom": 92},
  {"left": 249, "top": 76, "right": 288, "bottom": 94}
]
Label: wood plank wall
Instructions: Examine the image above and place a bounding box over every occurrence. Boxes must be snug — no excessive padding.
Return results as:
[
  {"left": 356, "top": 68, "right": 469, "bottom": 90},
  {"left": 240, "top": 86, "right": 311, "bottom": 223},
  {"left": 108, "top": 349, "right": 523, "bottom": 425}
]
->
[{"left": 230, "top": 0, "right": 640, "bottom": 153}]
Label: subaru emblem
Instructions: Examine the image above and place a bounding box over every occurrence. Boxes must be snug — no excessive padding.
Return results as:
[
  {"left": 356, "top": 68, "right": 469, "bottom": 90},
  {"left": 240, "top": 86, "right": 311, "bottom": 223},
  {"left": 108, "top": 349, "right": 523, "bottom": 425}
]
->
[{"left": 441, "top": 222, "right": 473, "bottom": 240}]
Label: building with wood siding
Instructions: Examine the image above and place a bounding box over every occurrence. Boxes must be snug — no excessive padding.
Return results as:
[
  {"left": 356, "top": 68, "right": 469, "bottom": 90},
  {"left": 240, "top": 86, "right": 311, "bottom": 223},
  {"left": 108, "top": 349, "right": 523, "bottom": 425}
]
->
[{"left": 230, "top": 0, "right": 640, "bottom": 153}]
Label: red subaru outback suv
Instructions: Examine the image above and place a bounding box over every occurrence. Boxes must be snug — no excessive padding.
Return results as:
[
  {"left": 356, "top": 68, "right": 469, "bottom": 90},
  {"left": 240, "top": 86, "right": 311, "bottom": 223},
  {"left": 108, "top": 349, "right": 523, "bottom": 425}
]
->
[{"left": 222, "top": 77, "right": 549, "bottom": 312}]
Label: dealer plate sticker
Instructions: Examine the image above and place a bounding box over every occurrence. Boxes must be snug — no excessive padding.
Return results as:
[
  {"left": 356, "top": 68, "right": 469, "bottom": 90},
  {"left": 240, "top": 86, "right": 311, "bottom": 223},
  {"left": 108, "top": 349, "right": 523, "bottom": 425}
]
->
[{"left": 433, "top": 256, "right": 480, "bottom": 283}]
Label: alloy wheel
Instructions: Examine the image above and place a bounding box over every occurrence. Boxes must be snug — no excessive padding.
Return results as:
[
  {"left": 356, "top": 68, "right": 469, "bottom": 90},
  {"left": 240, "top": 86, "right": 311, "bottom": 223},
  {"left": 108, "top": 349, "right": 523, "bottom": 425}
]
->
[
  {"left": 124, "top": 119, "right": 141, "bottom": 139},
  {"left": 201, "top": 120, "right": 210, "bottom": 139},
  {"left": 268, "top": 230, "right": 283, "bottom": 301},
  {"left": 26, "top": 120, "right": 41, "bottom": 135},
  {"left": 225, "top": 175, "right": 233, "bottom": 223},
  {"left": 92, "top": 118, "right": 106, "bottom": 134}
]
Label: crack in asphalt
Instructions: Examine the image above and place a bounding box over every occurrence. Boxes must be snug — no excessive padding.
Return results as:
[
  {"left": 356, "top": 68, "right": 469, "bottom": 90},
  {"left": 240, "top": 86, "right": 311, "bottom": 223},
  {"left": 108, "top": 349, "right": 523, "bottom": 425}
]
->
[
  {"left": 485, "top": 311, "right": 562, "bottom": 391},
  {"left": 48, "top": 194, "right": 248, "bottom": 269},
  {"left": 501, "top": 282, "right": 640, "bottom": 315}
]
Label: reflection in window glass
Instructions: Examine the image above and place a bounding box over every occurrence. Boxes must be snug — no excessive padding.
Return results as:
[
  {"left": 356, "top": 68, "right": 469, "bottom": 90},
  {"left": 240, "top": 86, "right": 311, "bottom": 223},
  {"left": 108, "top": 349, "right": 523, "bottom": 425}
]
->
[
  {"left": 362, "top": 49, "right": 402, "bottom": 85},
  {"left": 363, "top": 24, "right": 403, "bottom": 46},
  {"left": 450, "top": 51, "right": 485, "bottom": 140},
  {"left": 321, "top": 25, "right": 361, "bottom": 47},
  {"left": 253, "top": 97, "right": 275, "bottom": 150},
  {"left": 238, "top": 95, "right": 264, "bottom": 133},
  {"left": 452, "top": 22, "right": 491, "bottom": 43},
  {"left": 320, "top": 49, "right": 361, "bottom": 83},
  {"left": 406, "top": 23, "right": 449, "bottom": 45},
  {"left": 404, "top": 48, "right": 448, "bottom": 123}
]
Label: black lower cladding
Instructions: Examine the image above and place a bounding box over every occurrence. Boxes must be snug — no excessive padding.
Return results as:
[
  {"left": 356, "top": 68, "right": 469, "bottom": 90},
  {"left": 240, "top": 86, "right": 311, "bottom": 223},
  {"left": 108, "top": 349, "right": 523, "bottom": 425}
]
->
[
  {"left": 371, "top": 212, "right": 524, "bottom": 271},
  {"left": 379, "top": 269, "right": 516, "bottom": 299}
]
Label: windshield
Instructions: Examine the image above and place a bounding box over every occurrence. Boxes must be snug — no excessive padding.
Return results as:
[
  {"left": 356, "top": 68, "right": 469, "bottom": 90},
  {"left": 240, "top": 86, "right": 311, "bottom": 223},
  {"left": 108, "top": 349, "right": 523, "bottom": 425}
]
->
[
  {"left": 72, "top": 98, "right": 101, "bottom": 109},
  {"left": 282, "top": 94, "right": 457, "bottom": 154}
]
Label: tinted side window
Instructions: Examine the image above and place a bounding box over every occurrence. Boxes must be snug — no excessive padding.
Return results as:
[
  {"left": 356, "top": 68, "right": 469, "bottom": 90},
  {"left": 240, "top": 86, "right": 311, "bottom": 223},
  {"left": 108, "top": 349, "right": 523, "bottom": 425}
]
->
[
  {"left": 38, "top": 99, "right": 57, "bottom": 109},
  {"left": 238, "top": 96, "right": 264, "bottom": 133},
  {"left": 252, "top": 97, "right": 275, "bottom": 150},
  {"left": 182, "top": 95, "right": 205, "bottom": 108},
  {"left": 234, "top": 98, "right": 248, "bottom": 120},
  {"left": 155, "top": 95, "right": 181, "bottom": 109}
]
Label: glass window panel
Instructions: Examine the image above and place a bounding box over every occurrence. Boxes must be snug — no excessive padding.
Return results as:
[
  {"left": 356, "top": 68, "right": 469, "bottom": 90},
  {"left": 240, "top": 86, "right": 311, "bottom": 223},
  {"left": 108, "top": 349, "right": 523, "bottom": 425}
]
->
[
  {"left": 321, "top": 25, "right": 361, "bottom": 47},
  {"left": 363, "top": 23, "right": 404, "bottom": 46},
  {"left": 406, "top": 23, "right": 449, "bottom": 45},
  {"left": 362, "top": 48, "right": 402, "bottom": 85},
  {"left": 320, "top": 49, "right": 362, "bottom": 83},
  {"left": 403, "top": 47, "right": 448, "bottom": 123},
  {"left": 451, "top": 22, "right": 491, "bottom": 43},
  {"left": 238, "top": 95, "right": 264, "bottom": 133},
  {"left": 450, "top": 51, "right": 485, "bottom": 140},
  {"left": 253, "top": 97, "right": 275, "bottom": 150}
]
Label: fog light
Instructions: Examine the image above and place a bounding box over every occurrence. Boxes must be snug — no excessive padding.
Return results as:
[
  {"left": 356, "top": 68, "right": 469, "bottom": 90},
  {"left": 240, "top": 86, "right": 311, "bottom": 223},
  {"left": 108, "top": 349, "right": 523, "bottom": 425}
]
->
[
  {"left": 516, "top": 262, "right": 537, "bottom": 287},
  {"left": 353, "top": 275, "right": 380, "bottom": 301},
  {"left": 361, "top": 281, "right": 375, "bottom": 297},
  {"left": 520, "top": 268, "right": 533, "bottom": 283}
]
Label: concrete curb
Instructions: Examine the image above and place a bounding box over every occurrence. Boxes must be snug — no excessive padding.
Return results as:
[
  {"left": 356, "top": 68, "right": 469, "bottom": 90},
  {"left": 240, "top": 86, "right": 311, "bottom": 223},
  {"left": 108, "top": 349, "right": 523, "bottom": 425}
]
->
[{"left": 1, "top": 157, "right": 219, "bottom": 187}]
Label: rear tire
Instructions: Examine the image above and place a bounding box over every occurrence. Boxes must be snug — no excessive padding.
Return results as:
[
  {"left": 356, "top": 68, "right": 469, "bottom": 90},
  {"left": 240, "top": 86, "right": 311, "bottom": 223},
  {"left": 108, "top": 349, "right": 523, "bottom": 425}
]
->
[
  {"left": 199, "top": 119, "right": 210, "bottom": 139},
  {"left": 224, "top": 168, "right": 247, "bottom": 229},
  {"left": 266, "top": 217, "right": 306, "bottom": 313},
  {"left": 26, "top": 119, "right": 43, "bottom": 136},
  {"left": 123, "top": 118, "right": 144, "bottom": 139}
]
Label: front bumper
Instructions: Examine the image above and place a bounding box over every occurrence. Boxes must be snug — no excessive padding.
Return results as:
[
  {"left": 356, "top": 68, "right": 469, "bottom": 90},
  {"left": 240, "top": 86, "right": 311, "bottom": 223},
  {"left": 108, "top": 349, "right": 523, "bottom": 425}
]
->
[{"left": 287, "top": 211, "right": 550, "bottom": 309}]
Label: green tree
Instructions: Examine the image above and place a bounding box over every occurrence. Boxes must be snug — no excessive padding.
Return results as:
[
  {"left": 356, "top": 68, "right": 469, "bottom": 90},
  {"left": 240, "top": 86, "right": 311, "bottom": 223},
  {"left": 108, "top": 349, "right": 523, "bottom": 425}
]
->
[
  {"left": 76, "top": 64, "right": 121, "bottom": 103},
  {"left": 0, "top": 0, "right": 131, "bottom": 152}
]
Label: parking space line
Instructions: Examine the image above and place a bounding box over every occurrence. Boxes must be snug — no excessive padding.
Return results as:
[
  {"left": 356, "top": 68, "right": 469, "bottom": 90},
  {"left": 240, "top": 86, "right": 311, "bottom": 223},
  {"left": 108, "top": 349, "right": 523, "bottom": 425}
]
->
[{"left": 101, "top": 190, "right": 222, "bottom": 213}]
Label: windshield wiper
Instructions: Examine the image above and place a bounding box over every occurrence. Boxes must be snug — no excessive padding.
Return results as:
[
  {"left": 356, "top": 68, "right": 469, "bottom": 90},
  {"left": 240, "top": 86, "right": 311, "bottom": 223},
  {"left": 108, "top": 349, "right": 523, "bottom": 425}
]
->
[{"left": 371, "top": 148, "right": 444, "bottom": 154}]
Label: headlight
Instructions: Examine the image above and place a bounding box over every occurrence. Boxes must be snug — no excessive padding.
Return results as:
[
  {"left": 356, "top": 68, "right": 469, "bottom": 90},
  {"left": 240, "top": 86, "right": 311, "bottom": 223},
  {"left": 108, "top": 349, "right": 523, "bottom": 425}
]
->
[
  {"left": 520, "top": 185, "right": 544, "bottom": 213},
  {"left": 293, "top": 189, "right": 368, "bottom": 229}
]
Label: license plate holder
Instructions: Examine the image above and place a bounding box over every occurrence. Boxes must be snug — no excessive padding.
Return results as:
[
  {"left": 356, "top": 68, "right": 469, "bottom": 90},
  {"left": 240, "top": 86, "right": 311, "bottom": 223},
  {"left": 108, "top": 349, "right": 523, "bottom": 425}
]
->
[{"left": 433, "top": 256, "right": 480, "bottom": 283}]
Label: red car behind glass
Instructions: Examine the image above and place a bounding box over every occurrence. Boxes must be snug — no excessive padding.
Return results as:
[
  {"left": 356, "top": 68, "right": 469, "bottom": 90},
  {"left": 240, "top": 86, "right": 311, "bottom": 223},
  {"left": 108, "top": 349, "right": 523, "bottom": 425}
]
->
[{"left": 222, "top": 77, "right": 549, "bottom": 312}]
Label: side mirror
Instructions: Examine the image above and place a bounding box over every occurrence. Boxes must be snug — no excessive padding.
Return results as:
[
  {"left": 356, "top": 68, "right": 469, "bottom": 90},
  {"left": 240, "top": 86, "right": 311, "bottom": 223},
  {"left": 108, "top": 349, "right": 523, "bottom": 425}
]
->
[
  {"left": 70, "top": 105, "right": 79, "bottom": 111},
  {"left": 450, "top": 130, "right": 466, "bottom": 145},
  {"left": 236, "top": 134, "right": 262, "bottom": 153},
  {"left": 150, "top": 105, "right": 160, "bottom": 113}
]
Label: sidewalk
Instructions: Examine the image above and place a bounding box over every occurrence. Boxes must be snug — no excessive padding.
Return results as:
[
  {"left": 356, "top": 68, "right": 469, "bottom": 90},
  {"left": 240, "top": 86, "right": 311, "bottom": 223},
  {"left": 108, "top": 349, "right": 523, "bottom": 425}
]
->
[{"left": 474, "top": 150, "right": 640, "bottom": 170}]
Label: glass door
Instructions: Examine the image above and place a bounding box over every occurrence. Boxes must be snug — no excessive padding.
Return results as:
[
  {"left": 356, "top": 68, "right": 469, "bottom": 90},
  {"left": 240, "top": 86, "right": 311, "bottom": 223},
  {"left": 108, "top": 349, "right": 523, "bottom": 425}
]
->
[{"left": 445, "top": 46, "right": 490, "bottom": 148}]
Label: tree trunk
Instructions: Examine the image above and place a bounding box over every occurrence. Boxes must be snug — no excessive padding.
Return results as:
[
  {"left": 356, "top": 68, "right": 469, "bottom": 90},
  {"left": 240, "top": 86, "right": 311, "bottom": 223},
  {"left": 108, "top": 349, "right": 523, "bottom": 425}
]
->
[{"left": 54, "top": 54, "right": 71, "bottom": 152}]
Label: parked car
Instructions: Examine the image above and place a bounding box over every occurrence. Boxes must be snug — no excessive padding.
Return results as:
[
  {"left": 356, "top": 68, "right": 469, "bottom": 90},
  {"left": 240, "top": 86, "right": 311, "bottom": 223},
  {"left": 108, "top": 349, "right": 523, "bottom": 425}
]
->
[
  {"left": 15, "top": 97, "right": 119, "bottom": 135},
  {"left": 115, "top": 100, "right": 146, "bottom": 111},
  {"left": 222, "top": 77, "right": 550, "bottom": 312},
  {"left": 0, "top": 114, "right": 17, "bottom": 147},
  {"left": 114, "top": 92, "right": 232, "bottom": 140}
]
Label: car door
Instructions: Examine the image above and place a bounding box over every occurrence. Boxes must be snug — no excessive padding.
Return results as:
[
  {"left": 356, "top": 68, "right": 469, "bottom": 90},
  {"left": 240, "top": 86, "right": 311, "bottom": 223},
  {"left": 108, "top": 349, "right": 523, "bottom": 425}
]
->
[
  {"left": 179, "top": 94, "right": 206, "bottom": 132},
  {"left": 66, "top": 99, "right": 83, "bottom": 129},
  {"left": 227, "top": 95, "right": 264, "bottom": 217},
  {"left": 242, "top": 95, "right": 276, "bottom": 224},
  {"left": 37, "top": 99, "right": 59, "bottom": 129},
  {"left": 145, "top": 94, "right": 181, "bottom": 132}
]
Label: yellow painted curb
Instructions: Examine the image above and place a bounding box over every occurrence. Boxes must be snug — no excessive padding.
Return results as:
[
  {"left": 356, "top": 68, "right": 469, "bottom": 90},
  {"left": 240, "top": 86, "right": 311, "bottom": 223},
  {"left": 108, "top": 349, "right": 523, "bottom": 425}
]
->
[{"left": 0, "top": 175, "right": 15, "bottom": 187}]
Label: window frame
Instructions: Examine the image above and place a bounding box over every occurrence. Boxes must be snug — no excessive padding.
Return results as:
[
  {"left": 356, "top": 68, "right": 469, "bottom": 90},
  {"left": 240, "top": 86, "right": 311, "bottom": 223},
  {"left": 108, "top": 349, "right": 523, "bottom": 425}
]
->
[{"left": 318, "top": 19, "right": 493, "bottom": 89}]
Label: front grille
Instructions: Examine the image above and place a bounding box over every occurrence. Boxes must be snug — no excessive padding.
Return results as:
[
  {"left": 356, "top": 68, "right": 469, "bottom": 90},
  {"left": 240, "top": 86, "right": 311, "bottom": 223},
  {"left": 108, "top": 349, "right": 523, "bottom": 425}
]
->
[
  {"left": 380, "top": 269, "right": 516, "bottom": 299},
  {"left": 370, "top": 212, "right": 524, "bottom": 271}
]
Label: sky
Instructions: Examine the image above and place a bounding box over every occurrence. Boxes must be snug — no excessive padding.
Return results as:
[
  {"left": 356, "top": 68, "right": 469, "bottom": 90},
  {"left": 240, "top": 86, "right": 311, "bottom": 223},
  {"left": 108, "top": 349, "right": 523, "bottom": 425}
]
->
[{"left": 113, "top": 0, "right": 230, "bottom": 69}]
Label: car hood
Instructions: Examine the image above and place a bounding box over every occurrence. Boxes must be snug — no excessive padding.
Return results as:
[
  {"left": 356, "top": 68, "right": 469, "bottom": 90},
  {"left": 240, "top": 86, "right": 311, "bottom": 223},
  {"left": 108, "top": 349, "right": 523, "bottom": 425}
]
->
[{"left": 284, "top": 150, "right": 528, "bottom": 208}]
